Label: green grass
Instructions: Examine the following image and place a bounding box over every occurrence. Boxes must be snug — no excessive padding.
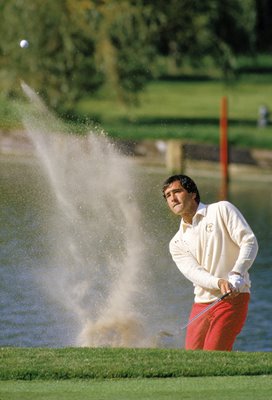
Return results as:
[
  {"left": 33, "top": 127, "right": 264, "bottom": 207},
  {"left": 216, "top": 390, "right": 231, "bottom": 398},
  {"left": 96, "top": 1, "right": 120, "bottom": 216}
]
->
[
  {"left": 74, "top": 76, "right": 272, "bottom": 148},
  {"left": 1, "top": 348, "right": 271, "bottom": 399},
  {"left": 2, "top": 75, "right": 272, "bottom": 148},
  {"left": 1, "top": 348, "right": 271, "bottom": 380},
  {"left": 77, "top": 76, "right": 272, "bottom": 121},
  {"left": 1, "top": 376, "right": 272, "bottom": 400}
]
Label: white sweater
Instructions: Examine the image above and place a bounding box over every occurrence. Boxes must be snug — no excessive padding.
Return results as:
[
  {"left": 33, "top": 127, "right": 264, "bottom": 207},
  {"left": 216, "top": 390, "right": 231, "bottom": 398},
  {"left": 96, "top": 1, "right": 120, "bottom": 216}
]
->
[{"left": 169, "top": 201, "right": 258, "bottom": 303}]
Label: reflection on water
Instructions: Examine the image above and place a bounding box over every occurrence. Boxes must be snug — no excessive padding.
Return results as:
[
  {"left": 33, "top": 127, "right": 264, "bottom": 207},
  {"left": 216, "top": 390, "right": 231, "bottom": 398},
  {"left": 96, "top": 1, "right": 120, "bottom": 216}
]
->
[{"left": 1, "top": 155, "right": 271, "bottom": 351}]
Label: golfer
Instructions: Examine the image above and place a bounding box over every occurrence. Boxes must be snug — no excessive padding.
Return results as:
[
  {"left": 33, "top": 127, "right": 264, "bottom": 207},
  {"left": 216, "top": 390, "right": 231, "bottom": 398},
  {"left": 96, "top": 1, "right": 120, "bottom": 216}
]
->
[{"left": 163, "top": 174, "right": 258, "bottom": 351}]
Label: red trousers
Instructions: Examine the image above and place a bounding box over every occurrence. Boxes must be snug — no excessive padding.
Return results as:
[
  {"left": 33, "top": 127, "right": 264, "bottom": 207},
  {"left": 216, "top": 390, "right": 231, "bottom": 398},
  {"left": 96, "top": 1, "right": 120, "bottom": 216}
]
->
[{"left": 185, "top": 293, "right": 250, "bottom": 351}]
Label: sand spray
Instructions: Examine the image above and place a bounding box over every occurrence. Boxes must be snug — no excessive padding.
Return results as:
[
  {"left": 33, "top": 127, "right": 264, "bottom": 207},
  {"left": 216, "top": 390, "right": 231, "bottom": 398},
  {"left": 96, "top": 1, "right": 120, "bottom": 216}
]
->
[{"left": 20, "top": 82, "right": 151, "bottom": 347}]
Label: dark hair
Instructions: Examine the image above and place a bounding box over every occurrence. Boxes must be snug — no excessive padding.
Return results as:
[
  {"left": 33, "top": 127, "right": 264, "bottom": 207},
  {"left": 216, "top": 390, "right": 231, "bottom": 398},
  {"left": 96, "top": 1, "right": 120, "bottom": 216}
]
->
[{"left": 162, "top": 174, "right": 200, "bottom": 204}]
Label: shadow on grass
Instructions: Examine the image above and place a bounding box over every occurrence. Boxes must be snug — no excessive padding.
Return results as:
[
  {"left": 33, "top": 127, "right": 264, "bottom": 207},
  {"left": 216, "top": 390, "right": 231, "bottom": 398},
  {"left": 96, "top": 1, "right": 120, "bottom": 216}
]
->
[
  {"left": 120, "top": 116, "right": 258, "bottom": 127},
  {"left": 158, "top": 74, "right": 219, "bottom": 82}
]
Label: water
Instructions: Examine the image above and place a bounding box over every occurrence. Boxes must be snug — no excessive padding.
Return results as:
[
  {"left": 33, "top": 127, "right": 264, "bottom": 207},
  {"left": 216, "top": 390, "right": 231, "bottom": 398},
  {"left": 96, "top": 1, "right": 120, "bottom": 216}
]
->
[{"left": 1, "top": 88, "right": 271, "bottom": 351}]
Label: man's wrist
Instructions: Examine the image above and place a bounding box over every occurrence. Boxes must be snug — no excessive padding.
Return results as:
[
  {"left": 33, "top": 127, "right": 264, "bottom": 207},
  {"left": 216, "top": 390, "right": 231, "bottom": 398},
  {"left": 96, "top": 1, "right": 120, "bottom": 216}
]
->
[{"left": 230, "top": 271, "right": 244, "bottom": 278}]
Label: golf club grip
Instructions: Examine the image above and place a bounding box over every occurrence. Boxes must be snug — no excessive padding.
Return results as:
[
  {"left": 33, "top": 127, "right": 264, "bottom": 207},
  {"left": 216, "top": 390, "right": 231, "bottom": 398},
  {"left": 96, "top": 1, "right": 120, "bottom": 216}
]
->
[{"left": 220, "top": 292, "right": 230, "bottom": 300}]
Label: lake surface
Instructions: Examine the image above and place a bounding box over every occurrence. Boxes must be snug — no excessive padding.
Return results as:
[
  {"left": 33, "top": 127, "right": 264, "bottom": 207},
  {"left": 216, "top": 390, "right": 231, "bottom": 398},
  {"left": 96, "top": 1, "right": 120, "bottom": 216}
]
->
[{"left": 1, "top": 153, "right": 271, "bottom": 351}]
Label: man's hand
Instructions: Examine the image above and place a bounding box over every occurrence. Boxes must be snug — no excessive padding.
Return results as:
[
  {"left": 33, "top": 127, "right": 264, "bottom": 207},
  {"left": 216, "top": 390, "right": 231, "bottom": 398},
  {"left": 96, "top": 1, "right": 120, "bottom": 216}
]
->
[
  {"left": 228, "top": 272, "right": 245, "bottom": 290},
  {"left": 218, "top": 278, "right": 239, "bottom": 298}
]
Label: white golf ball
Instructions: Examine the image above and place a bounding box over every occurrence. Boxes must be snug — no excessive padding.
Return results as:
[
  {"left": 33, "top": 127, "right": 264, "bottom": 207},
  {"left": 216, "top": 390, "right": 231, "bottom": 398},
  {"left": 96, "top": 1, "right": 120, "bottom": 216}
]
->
[{"left": 20, "top": 39, "right": 29, "bottom": 48}]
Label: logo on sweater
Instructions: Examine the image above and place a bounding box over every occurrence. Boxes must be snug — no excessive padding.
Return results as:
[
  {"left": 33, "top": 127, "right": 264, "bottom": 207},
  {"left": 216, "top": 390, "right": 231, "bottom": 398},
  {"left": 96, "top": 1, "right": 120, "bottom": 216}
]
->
[{"left": 206, "top": 223, "right": 214, "bottom": 232}]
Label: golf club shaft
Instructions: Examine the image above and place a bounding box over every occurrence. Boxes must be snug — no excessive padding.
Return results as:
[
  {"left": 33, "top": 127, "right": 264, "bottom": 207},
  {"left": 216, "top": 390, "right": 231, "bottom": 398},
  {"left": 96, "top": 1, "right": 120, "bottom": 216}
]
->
[{"left": 180, "top": 292, "right": 230, "bottom": 331}]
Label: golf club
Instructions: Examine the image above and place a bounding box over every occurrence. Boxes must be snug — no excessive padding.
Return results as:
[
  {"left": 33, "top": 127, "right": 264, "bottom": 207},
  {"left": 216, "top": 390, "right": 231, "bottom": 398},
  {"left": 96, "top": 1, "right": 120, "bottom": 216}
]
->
[
  {"left": 157, "top": 292, "right": 230, "bottom": 346},
  {"left": 180, "top": 292, "right": 230, "bottom": 331}
]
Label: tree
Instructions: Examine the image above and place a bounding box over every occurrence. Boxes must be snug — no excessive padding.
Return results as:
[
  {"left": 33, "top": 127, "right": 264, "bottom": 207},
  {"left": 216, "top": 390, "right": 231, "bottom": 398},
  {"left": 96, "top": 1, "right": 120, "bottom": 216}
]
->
[
  {"left": 0, "top": 0, "right": 158, "bottom": 112},
  {"left": 255, "top": 0, "right": 272, "bottom": 52},
  {"left": 0, "top": 0, "right": 103, "bottom": 113},
  {"left": 206, "top": 0, "right": 256, "bottom": 74},
  {"left": 96, "top": 0, "right": 157, "bottom": 104},
  {"left": 0, "top": 0, "right": 259, "bottom": 114},
  {"left": 143, "top": 0, "right": 256, "bottom": 75}
]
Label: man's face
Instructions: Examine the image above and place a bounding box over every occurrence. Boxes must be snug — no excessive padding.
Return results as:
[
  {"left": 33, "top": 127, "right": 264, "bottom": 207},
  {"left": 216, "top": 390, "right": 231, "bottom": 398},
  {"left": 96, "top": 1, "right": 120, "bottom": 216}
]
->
[{"left": 164, "top": 180, "right": 197, "bottom": 217}]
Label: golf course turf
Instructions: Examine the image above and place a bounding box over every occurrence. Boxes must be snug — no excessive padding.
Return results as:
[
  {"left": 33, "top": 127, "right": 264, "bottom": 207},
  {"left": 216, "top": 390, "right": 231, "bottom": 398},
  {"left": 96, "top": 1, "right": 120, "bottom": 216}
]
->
[
  {"left": 1, "top": 347, "right": 271, "bottom": 380},
  {"left": 1, "top": 348, "right": 271, "bottom": 400}
]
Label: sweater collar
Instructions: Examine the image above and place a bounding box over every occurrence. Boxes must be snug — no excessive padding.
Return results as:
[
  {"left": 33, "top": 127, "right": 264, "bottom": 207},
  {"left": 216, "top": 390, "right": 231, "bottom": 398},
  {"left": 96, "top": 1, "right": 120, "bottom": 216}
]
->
[
  {"left": 180, "top": 202, "right": 207, "bottom": 230},
  {"left": 195, "top": 202, "right": 207, "bottom": 217}
]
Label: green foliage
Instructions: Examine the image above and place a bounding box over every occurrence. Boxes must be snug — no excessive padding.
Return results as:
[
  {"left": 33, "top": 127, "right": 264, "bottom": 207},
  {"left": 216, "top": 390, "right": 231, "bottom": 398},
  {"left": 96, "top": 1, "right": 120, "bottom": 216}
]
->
[
  {"left": 144, "top": 0, "right": 256, "bottom": 77},
  {"left": 0, "top": 0, "right": 158, "bottom": 112},
  {"left": 0, "top": 347, "right": 271, "bottom": 380},
  {"left": 108, "top": 4, "right": 155, "bottom": 103},
  {"left": 0, "top": 0, "right": 266, "bottom": 115},
  {"left": 256, "top": 0, "right": 272, "bottom": 51},
  {"left": 0, "top": 0, "right": 103, "bottom": 113},
  {"left": 94, "top": 0, "right": 157, "bottom": 105},
  {"left": 210, "top": 0, "right": 256, "bottom": 54},
  {"left": 206, "top": 0, "right": 256, "bottom": 76}
]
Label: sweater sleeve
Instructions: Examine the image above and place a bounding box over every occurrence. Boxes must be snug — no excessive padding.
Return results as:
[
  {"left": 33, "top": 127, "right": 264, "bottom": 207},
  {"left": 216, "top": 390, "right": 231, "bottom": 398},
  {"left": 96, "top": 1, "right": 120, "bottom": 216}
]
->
[
  {"left": 169, "top": 235, "right": 220, "bottom": 290},
  {"left": 219, "top": 201, "right": 258, "bottom": 276}
]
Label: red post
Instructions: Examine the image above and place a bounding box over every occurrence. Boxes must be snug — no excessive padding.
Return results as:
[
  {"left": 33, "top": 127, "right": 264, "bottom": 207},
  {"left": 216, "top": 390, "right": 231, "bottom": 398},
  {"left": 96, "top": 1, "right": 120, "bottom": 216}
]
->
[{"left": 220, "top": 96, "right": 229, "bottom": 199}]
